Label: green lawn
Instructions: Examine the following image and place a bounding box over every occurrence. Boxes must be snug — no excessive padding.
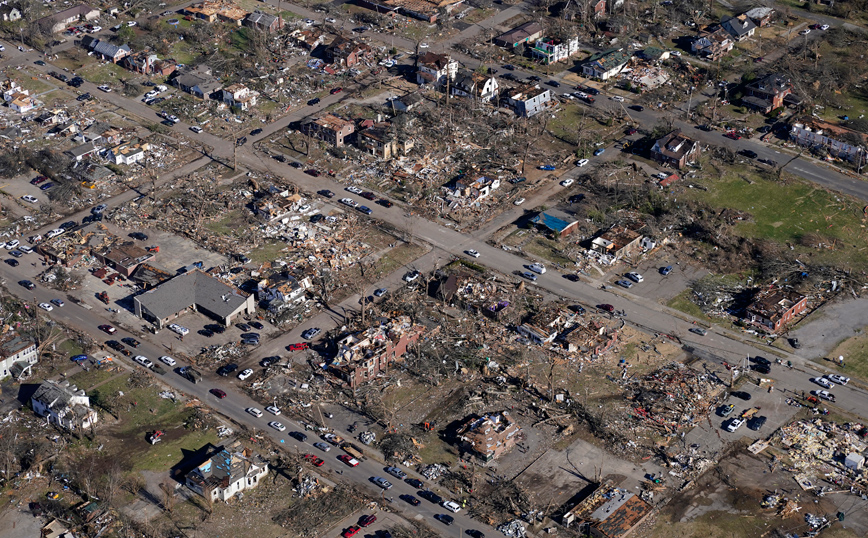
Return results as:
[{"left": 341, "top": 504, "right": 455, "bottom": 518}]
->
[
  {"left": 89, "top": 375, "right": 187, "bottom": 435},
  {"left": 523, "top": 236, "right": 574, "bottom": 266},
  {"left": 132, "top": 426, "right": 220, "bottom": 472},
  {"left": 667, "top": 290, "right": 713, "bottom": 322},
  {"left": 205, "top": 209, "right": 242, "bottom": 235},
  {"left": 248, "top": 241, "right": 287, "bottom": 263},
  {"left": 826, "top": 330, "right": 868, "bottom": 385},
  {"left": 375, "top": 243, "right": 428, "bottom": 276},
  {"left": 78, "top": 62, "right": 130, "bottom": 85},
  {"left": 58, "top": 338, "right": 84, "bottom": 357},
  {"left": 68, "top": 368, "right": 117, "bottom": 391},
  {"left": 169, "top": 42, "right": 198, "bottom": 66}
]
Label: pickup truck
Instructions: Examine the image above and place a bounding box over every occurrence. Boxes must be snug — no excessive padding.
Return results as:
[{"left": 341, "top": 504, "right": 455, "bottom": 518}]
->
[
  {"left": 179, "top": 366, "right": 202, "bottom": 384},
  {"left": 341, "top": 443, "right": 365, "bottom": 460},
  {"left": 322, "top": 433, "right": 344, "bottom": 446}
]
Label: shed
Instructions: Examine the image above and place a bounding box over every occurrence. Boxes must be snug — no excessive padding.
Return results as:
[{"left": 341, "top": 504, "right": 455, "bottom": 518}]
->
[{"left": 845, "top": 452, "right": 864, "bottom": 471}]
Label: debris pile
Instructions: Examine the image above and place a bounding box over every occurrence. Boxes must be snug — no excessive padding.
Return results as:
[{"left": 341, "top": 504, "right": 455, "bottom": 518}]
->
[
  {"left": 420, "top": 463, "right": 447, "bottom": 480},
  {"left": 497, "top": 519, "right": 528, "bottom": 537}
]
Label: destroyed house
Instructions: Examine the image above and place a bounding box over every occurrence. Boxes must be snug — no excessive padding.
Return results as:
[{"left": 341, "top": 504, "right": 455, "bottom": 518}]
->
[
  {"left": 650, "top": 128, "right": 699, "bottom": 169},
  {"left": 131, "top": 263, "right": 174, "bottom": 290},
  {"left": 415, "top": 52, "right": 458, "bottom": 88},
  {"left": 185, "top": 442, "right": 268, "bottom": 502},
  {"left": 790, "top": 118, "right": 868, "bottom": 162},
  {"left": 433, "top": 272, "right": 513, "bottom": 319},
  {"left": 330, "top": 317, "right": 428, "bottom": 388},
  {"left": 494, "top": 21, "right": 544, "bottom": 48},
  {"left": 134, "top": 269, "right": 255, "bottom": 328},
  {"left": 451, "top": 69, "right": 498, "bottom": 101},
  {"left": 184, "top": 0, "right": 248, "bottom": 25},
  {"left": 302, "top": 113, "right": 354, "bottom": 147},
  {"left": 358, "top": 0, "right": 463, "bottom": 22},
  {"left": 258, "top": 274, "right": 312, "bottom": 312},
  {"left": 288, "top": 28, "right": 326, "bottom": 50},
  {"left": 503, "top": 84, "right": 552, "bottom": 117},
  {"left": 31, "top": 380, "right": 98, "bottom": 432},
  {"left": 442, "top": 175, "right": 500, "bottom": 204},
  {"left": 746, "top": 288, "right": 807, "bottom": 332},
  {"left": 590, "top": 225, "right": 645, "bottom": 260},
  {"left": 516, "top": 322, "right": 558, "bottom": 344},
  {"left": 560, "top": 320, "right": 618, "bottom": 356},
  {"left": 94, "top": 242, "right": 154, "bottom": 277},
  {"left": 743, "top": 73, "right": 793, "bottom": 113},
  {"left": 325, "top": 36, "right": 373, "bottom": 68},
  {"left": 530, "top": 211, "right": 578, "bottom": 237},
  {"left": 691, "top": 26, "right": 733, "bottom": 61},
  {"left": 123, "top": 52, "right": 176, "bottom": 76},
  {"left": 0, "top": 332, "right": 37, "bottom": 380},
  {"left": 244, "top": 11, "right": 283, "bottom": 32},
  {"left": 221, "top": 83, "right": 258, "bottom": 111},
  {"left": 582, "top": 49, "right": 632, "bottom": 80},
  {"left": 356, "top": 124, "right": 414, "bottom": 160},
  {"left": 744, "top": 6, "right": 774, "bottom": 27},
  {"left": 108, "top": 141, "right": 149, "bottom": 165},
  {"left": 562, "top": 485, "right": 653, "bottom": 538},
  {"left": 456, "top": 412, "right": 520, "bottom": 462}
]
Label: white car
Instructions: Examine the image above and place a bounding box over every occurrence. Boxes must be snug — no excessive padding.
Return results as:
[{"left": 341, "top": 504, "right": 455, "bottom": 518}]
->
[
  {"left": 247, "top": 407, "right": 263, "bottom": 417},
  {"left": 529, "top": 263, "right": 546, "bottom": 274},
  {"left": 812, "top": 377, "right": 834, "bottom": 389},
  {"left": 325, "top": 17, "right": 336, "bottom": 23},
  {"left": 725, "top": 418, "right": 744, "bottom": 432},
  {"left": 190, "top": 126, "right": 203, "bottom": 133},
  {"left": 134, "top": 355, "right": 154, "bottom": 368},
  {"left": 90, "top": 25, "right": 102, "bottom": 32},
  {"left": 576, "top": 159, "right": 589, "bottom": 167},
  {"left": 159, "top": 355, "right": 176, "bottom": 366},
  {"left": 465, "top": 249, "right": 480, "bottom": 258},
  {"left": 0, "top": 45, "right": 4, "bottom": 51},
  {"left": 827, "top": 374, "right": 849, "bottom": 385},
  {"left": 441, "top": 500, "right": 462, "bottom": 513},
  {"left": 46, "top": 229, "right": 65, "bottom": 239},
  {"left": 340, "top": 198, "right": 358, "bottom": 208},
  {"left": 403, "top": 271, "right": 420, "bottom": 282},
  {"left": 21, "top": 195, "right": 38, "bottom": 204},
  {"left": 820, "top": 24, "right": 830, "bottom": 30},
  {"left": 611, "top": 95, "right": 625, "bottom": 102},
  {"left": 127, "top": 21, "right": 137, "bottom": 27},
  {"left": 6, "top": 239, "right": 19, "bottom": 249},
  {"left": 626, "top": 272, "right": 644, "bottom": 283},
  {"left": 266, "top": 405, "right": 281, "bottom": 415},
  {"left": 799, "top": 28, "right": 811, "bottom": 35},
  {"left": 19, "top": 246, "right": 32, "bottom": 254},
  {"left": 38, "top": 302, "right": 53, "bottom": 311},
  {"left": 514, "top": 198, "right": 525, "bottom": 206},
  {"left": 671, "top": 50, "right": 682, "bottom": 56},
  {"left": 268, "top": 421, "right": 286, "bottom": 432},
  {"left": 815, "top": 390, "right": 835, "bottom": 401},
  {"left": 97, "top": 84, "right": 112, "bottom": 92},
  {"left": 419, "top": 42, "right": 429, "bottom": 48},
  {"left": 237, "top": 368, "right": 253, "bottom": 380},
  {"left": 560, "top": 179, "right": 574, "bottom": 187},
  {"left": 345, "top": 186, "right": 363, "bottom": 194},
  {"left": 168, "top": 323, "right": 189, "bottom": 336}
]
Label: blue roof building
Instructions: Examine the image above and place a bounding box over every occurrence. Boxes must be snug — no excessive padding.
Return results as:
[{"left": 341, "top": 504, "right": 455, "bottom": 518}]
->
[{"left": 530, "top": 211, "right": 579, "bottom": 237}]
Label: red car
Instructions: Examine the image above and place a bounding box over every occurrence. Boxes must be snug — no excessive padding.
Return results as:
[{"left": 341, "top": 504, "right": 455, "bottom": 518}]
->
[
  {"left": 30, "top": 176, "right": 48, "bottom": 185},
  {"left": 358, "top": 514, "right": 377, "bottom": 527},
  {"left": 625, "top": 127, "right": 638, "bottom": 135},
  {"left": 98, "top": 324, "right": 117, "bottom": 334},
  {"left": 210, "top": 388, "right": 227, "bottom": 399},
  {"left": 342, "top": 527, "right": 360, "bottom": 538},
  {"left": 724, "top": 131, "right": 742, "bottom": 140},
  {"left": 330, "top": 87, "right": 343, "bottom": 95},
  {"left": 287, "top": 342, "right": 309, "bottom": 351},
  {"left": 303, "top": 454, "right": 324, "bottom": 467},
  {"left": 338, "top": 454, "right": 359, "bottom": 467},
  {"left": 597, "top": 304, "right": 615, "bottom": 313},
  {"left": 304, "top": 169, "right": 321, "bottom": 177}
]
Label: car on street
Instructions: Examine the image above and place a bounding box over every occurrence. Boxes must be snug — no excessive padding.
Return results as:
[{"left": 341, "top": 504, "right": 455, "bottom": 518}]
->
[
  {"left": 210, "top": 388, "right": 227, "bottom": 399},
  {"left": 528, "top": 263, "right": 546, "bottom": 274},
  {"left": 799, "top": 28, "right": 811, "bottom": 35},
  {"left": 435, "top": 514, "right": 455, "bottom": 525},
  {"left": 301, "top": 327, "right": 321, "bottom": 339},
  {"left": 821, "top": 24, "right": 830, "bottom": 30},
  {"left": 405, "top": 478, "right": 424, "bottom": 488},
  {"left": 342, "top": 526, "right": 360, "bottom": 538},
  {"left": 377, "top": 199, "right": 393, "bottom": 207},
  {"left": 97, "top": 84, "right": 112, "bottom": 92},
  {"left": 307, "top": 97, "right": 320, "bottom": 106},
  {"left": 576, "top": 158, "right": 589, "bottom": 167},
  {"left": 288, "top": 431, "right": 308, "bottom": 442},
  {"left": 189, "top": 126, "right": 203, "bottom": 133},
  {"left": 731, "top": 390, "right": 752, "bottom": 401},
  {"left": 626, "top": 127, "right": 638, "bottom": 135},
  {"left": 626, "top": 272, "right": 643, "bottom": 283},
  {"left": 217, "top": 363, "right": 239, "bottom": 376},
  {"left": 357, "top": 205, "right": 373, "bottom": 215},
  {"left": 358, "top": 515, "right": 377, "bottom": 527},
  {"left": 303, "top": 454, "right": 324, "bottom": 467},
  {"left": 38, "top": 302, "right": 53, "bottom": 311},
  {"left": 313, "top": 442, "right": 331, "bottom": 452},
  {"left": 598, "top": 304, "right": 615, "bottom": 312},
  {"left": 401, "top": 494, "right": 421, "bottom": 506},
  {"left": 99, "top": 324, "right": 116, "bottom": 334},
  {"left": 50, "top": 299, "right": 64, "bottom": 307},
  {"left": 371, "top": 477, "right": 392, "bottom": 489},
  {"left": 129, "top": 232, "right": 148, "bottom": 241},
  {"left": 330, "top": 87, "right": 343, "bottom": 94},
  {"left": 338, "top": 454, "right": 360, "bottom": 467},
  {"left": 593, "top": 148, "right": 606, "bottom": 156},
  {"left": 616, "top": 279, "right": 633, "bottom": 289},
  {"left": 403, "top": 270, "right": 420, "bottom": 282},
  {"left": 237, "top": 368, "right": 253, "bottom": 380},
  {"left": 346, "top": 186, "right": 364, "bottom": 194},
  {"left": 739, "top": 149, "right": 758, "bottom": 159},
  {"left": 419, "top": 490, "right": 442, "bottom": 503},
  {"left": 318, "top": 189, "right": 335, "bottom": 198},
  {"left": 465, "top": 249, "right": 480, "bottom": 258},
  {"left": 385, "top": 466, "right": 406, "bottom": 479},
  {"left": 287, "top": 342, "right": 309, "bottom": 351},
  {"left": 629, "top": 105, "right": 644, "bottom": 111},
  {"left": 560, "top": 178, "right": 574, "bottom": 187},
  {"left": 268, "top": 421, "right": 286, "bottom": 431},
  {"left": 522, "top": 271, "right": 537, "bottom": 281},
  {"left": 133, "top": 355, "right": 154, "bottom": 368},
  {"left": 688, "top": 327, "right": 708, "bottom": 336},
  {"left": 724, "top": 131, "right": 742, "bottom": 140},
  {"left": 815, "top": 390, "right": 836, "bottom": 401},
  {"left": 374, "top": 288, "right": 388, "bottom": 297},
  {"left": 547, "top": 80, "right": 560, "bottom": 87},
  {"left": 513, "top": 197, "right": 525, "bottom": 205},
  {"left": 611, "top": 95, "right": 624, "bottom": 102},
  {"left": 441, "top": 500, "right": 461, "bottom": 512},
  {"left": 35, "top": 60, "right": 46, "bottom": 66},
  {"left": 265, "top": 405, "right": 281, "bottom": 415},
  {"left": 5, "top": 259, "right": 17, "bottom": 266},
  {"left": 758, "top": 158, "right": 776, "bottom": 166},
  {"left": 751, "top": 363, "right": 771, "bottom": 374},
  {"left": 660, "top": 265, "right": 673, "bottom": 275},
  {"left": 466, "top": 531, "right": 486, "bottom": 538},
  {"left": 121, "top": 337, "right": 141, "bottom": 348},
  {"left": 21, "top": 195, "right": 38, "bottom": 204},
  {"left": 827, "top": 374, "right": 850, "bottom": 385},
  {"left": 813, "top": 377, "right": 834, "bottom": 389},
  {"left": 725, "top": 417, "right": 744, "bottom": 432}
]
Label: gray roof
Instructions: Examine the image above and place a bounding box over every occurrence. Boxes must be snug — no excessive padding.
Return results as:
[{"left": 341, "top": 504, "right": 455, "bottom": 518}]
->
[
  {"left": 93, "top": 40, "right": 130, "bottom": 57},
  {"left": 0, "top": 335, "right": 34, "bottom": 358},
  {"left": 245, "top": 10, "right": 279, "bottom": 27},
  {"left": 66, "top": 141, "right": 100, "bottom": 157},
  {"left": 135, "top": 270, "right": 249, "bottom": 320},
  {"left": 32, "top": 380, "right": 85, "bottom": 408}
]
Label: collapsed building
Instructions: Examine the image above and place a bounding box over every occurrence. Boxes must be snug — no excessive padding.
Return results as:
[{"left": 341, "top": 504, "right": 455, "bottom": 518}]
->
[
  {"left": 184, "top": 441, "right": 269, "bottom": 502},
  {"left": 746, "top": 287, "right": 807, "bottom": 333},
  {"left": 561, "top": 482, "right": 653, "bottom": 538},
  {"left": 329, "top": 316, "right": 431, "bottom": 388}
]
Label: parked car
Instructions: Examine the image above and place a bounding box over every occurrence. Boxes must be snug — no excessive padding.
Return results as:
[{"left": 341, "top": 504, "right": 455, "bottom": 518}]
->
[
  {"left": 307, "top": 97, "right": 321, "bottom": 106},
  {"left": 616, "top": 280, "right": 633, "bottom": 289},
  {"left": 529, "top": 263, "right": 546, "bottom": 274},
  {"left": 266, "top": 405, "right": 281, "bottom": 415},
  {"left": 358, "top": 515, "right": 377, "bottom": 527},
  {"left": 159, "top": 356, "right": 176, "bottom": 366},
  {"left": 522, "top": 271, "right": 537, "bottom": 282},
  {"left": 720, "top": 404, "right": 735, "bottom": 417},
  {"left": 269, "top": 421, "right": 286, "bottom": 431},
  {"left": 338, "top": 454, "right": 359, "bottom": 467},
  {"left": 121, "top": 337, "right": 140, "bottom": 348},
  {"left": 465, "top": 249, "right": 480, "bottom": 258},
  {"left": 827, "top": 374, "right": 850, "bottom": 385},
  {"left": 371, "top": 477, "right": 393, "bottom": 489},
  {"left": 598, "top": 304, "right": 615, "bottom": 312},
  {"left": 403, "top": 271, "right": 420, "bottom": 282},
  {"left": 593, "top": 148, "right": 605, "bottom": 156},
  {"left": 576, "top": 158, "right": 589, "bottom": 167},
  {"left": 747, "top": 416, "right": 767, "bottom": 431},
  {"left": 134, "top": 355, "right": 154, "bottom": 368},
  {"left": 301, "top": 327, "right": 321, "bottom": 339},
  {"left": 725, "top": 417, "right": 745, "bottom": 432},
  {"left": 237, "top": 368, "right": 253, "bottom": 380},
  {"left": 19, "top": 280, "right": 35, "bottom": 290},
  {"left": 401, "top": 494, "right": 421, "bottom": 506},
  {"left": 374, "top": 288, "right": 388, "bottom": 297},
  {"left": 539, "top": 164, "right": 556, "bottom": 171},
  {"left": 318, "top": 189, "right": 335, "bottom": 198},
  {"left": 626, "top": 272, "right": 644, "bottom": 283},
  {"left": 419, "top": 490, "right": 442, "bottom": 504},
  {"left": 688, "top": 327, "right": 708, "bottom": 336},
  {"left": 435, "top": 514, "right": 455, "bottom": 525},
  {"left": 217, "top": 363, "right": 239, "bottom": 376},
  {"left": 50, "top": 299, "right": 64, "bottom": 307},
  {"left": 812, "top": 377, "right": 834, "bottom": 389},
  {"left": 384, "top": 466, "right": 406, "bottom": 479},
  {"left": 660, "top": 266, "right": 673, "bottom": 275},
  {"left": 560, "top": 178, "right": 574, "bottom": 187}
]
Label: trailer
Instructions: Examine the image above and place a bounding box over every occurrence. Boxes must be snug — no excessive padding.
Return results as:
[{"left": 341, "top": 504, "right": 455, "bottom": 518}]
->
[
  {"left": 341, "top": 443, "right": 365, "bottom": 460},
  {"left": 179, "top": 366, "right": 202, "bottom": 384}
]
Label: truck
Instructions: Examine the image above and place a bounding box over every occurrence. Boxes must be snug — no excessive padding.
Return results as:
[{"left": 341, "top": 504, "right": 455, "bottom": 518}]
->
[
  {"left": 179, "top": 366, "right": 202, "bottom": 384},
  {"left": 322, "top": 433, "right": 344, "bottom": 446},
  {"left": 341, "top": 442, "right": 365, "bottom": 460}
]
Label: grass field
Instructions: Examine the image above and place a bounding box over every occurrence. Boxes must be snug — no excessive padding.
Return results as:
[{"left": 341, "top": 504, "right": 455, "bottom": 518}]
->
[
  {"left": 826, "top": 331, "right": 868, "bottom": 383},
  {"left": 132, "top": 426, "right": 219, "bottom": 472},
  {"left": 248, "top": 241, "right": 288, "bottom": 263},
  {"left": 205, "top": 209, "right": 242, "bottom": 235},
  {"left": 375, "top": 243, "right": 428, "bottom": 277},
  {"left": 667, "top": 290, "right": 714, "bottom": 322},
  {"left": 523, "top": 235, "right": 574, "bottom": 266}
]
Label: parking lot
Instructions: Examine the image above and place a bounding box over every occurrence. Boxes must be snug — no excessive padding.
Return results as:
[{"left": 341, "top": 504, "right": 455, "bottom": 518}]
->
[{"left": 606, "top": 256, "right": 708, "bottom": 302}]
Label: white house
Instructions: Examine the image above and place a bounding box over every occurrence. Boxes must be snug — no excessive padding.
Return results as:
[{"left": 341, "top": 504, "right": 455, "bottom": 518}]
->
[
  {"left": 221, "top": 83, "right": 259, "bottom": 111},
  {"left": 0, "top": 333, "right": 37, "bottom": 380},
  {"left": 185, "top": 442, "right": 269, "bottom": 502},
  {"left": 582, "top": 49, "right": 632, "bottom": 80},
  {"left": 31, "top": 380, "right": 98, "bottom": 432},
  {"left": 416, "top": 52, "right": 459, "bottom": 88},
  {"left": 531, "top": 36, "right": 581, "bottom": 64},
  {"left": 451, "top": 70, "right": 499, "bottom": 102}
]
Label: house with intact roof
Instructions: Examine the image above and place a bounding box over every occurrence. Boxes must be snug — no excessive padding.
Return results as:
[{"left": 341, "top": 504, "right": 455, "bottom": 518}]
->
[
  {"left": 244, "top": 11, "right": 284, "bottom": 32},
  {"left": 91, "top": 40, "right": 131, "bottom": 63},
  {"left": 456, "top": 412, "right": 520, "bottom": 463},
  {"left": 173, "top": 66, "right": 221, "bottom": 99},
  {"left": 302, "top": 113, "right": 355, "bottom": 147},
  {"left": 721, "top": 14, "right": 756, "bottom": 42},
  {"left": 451, "top": 69, "right": 498, "bottom": 102},
  {"left": 743, "top": 73, "right": 793, "bottom": 114},
  {"left": 133, "top": 269, "right": 255, "bottom": 328},
  {"left": 494, "top": 21, "right": 544, "bottom": 48},
  {"left": 37, "top": 4, "right": 100, "bottom": 33}
]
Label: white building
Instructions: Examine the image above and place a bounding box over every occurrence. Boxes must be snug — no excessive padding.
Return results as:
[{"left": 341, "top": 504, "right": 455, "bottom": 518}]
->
[
  {"left": 221, "top": 83, "right": 259, "bottom": 111},
  {"left": 31, "top": 380, "right": 98, "bottom": 432},
  {"left": 185, "top": 442, "right": 269, "bottom": 502},
  {"left": 416, "top": 52, "right": 459, "bottom": 88},
  {"left": 0, "top": 333, "right": 37, "bottom": 380},
  {"left": 109, "top": 142, "right": 148, "bottom": 165},
  {"left": 530, "top": 36, "right": 580, "bottom": 64}
]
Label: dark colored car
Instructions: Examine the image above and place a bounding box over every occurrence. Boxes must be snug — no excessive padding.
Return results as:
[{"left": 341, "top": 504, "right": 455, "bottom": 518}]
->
[
  {"left": 626, "top": 127, "right": 638, "bottom": 135},
  {"left": 731, "top": 391, "right": 752, "bottom": 401},
  {"left": 106, "top": 340, "right": 124, "bottom": 351},
  {"left": 249, "top": 321, "right": 264, "bottom": 330},
  {"left": 39, "top": 182, "right": 54, "bottom": 190},
  {"left": 751, "top": 364, "right": 771, "bottom": 374},
  {"left": 260, "top": 356, "right": 279, "bottom": 367},
  {"left": 236, "top": 323, "right": 251, "bottom": 331},
  {"left": 19, "top": 280, "right": 35, "bottom": 290},
  {"left": 753, "top": 356, "right": 772, "bottom": 366},
  {"left": 236, "top": 137, "right": 247, "bottom": 146},
  {"left": 330, "top": 87, "right": 343, "bottom": 94},
  {"left": 357, "top": 205, "right": 373, "bottom": 215},
  {"left": 358, "top": 514, "right": 377, "bottom": 527},
  {"left": 206, "top": 324, "right": 226, "bottom": 334},
  {"left": 740, "top": 149, "right": 758, "bottom": 159},
  {"left": 76, "top": 93, "right": 91, "bottom": 101},
  {"left": 466, "top": 531, "right": 486, "bottom": 538},
  {"left": 509, "top": 177, "right": 527, "bottom": 184},
  {"left": 435, "top": 514, "right": 454, "bottom": 525},
  {"left": 273, "top": 154, "right": 287, "bottom": 162},
  {"left": 748, "top": 416, "right": 767, "bottom": 431},
  {"left": 630, "top": 105, "right": 644, "bottom": 111},
  {"left": 546, "top": 80, "right": 560, "bottom": 87},
  {"left": 318, "top": 189, "right": 335, "bottom": 198},
  {"left": 240, "top": 332, "right": 260, "bottom": 340},
  {"left": 405, "top": 478, "right": 424, "bottom": 488},
  {"left": 660, "top": 266, "right": 673, "bottom": 275},
  {"left": 35, "top": 60, "right": 46, "bottom": 66},
  {"left": 360, "top": 191, "right": 376, "bottom": 200},
  {"left": 597, "top": 304, "right": 615, "bottom": 312},
  {"left": 121, "top": 337, "right": 140, "bottom": 348},
  {"left": 217, "top": 363, "right": 239, "bottom": 376},
  {"left": 527, "top": 75, "right": 541, "bottom": 81},
  {"left": 305, "top": 169, "right": 321, "bottom": 177},
  {"left": 400, "top": 494, "right": 420, "bottom": 506},
  {"left": 60, "top": 221, "right": 77, "bottom": 230},
  {"left": 129, "top": 232, "right": 148, "bottom": 241},
  {"left": 250, "top": 128, "right": 263, "bottom": 135},
  {"left": 290, "top": 161, "right": 302, "bottom": 168},
  {"left": 199, "top": 329, "right": 214, "bottom": 338},
  {"left": 418, "top": 490, "right": 442, "bottom": 504},
  {"left": 377, "top": 199, "right": 393, "bottom": 208},
  {"left": 5, "top": 259, "right": 18, "bottom": 266},
  {"left": 568, "top": 194, "right": 585, "bottom": 203},
  {"left": 210, "top": 388, "right": 227, "bottom": 399},
  {"left": 307, "top": 97, "right": 321, "bottom": 106},
  {"left": 289, "top": 431, "right": 308, "bottom": 442},
  {"left": 30, "top": 176, "right": 48, "bottom": 185}
]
